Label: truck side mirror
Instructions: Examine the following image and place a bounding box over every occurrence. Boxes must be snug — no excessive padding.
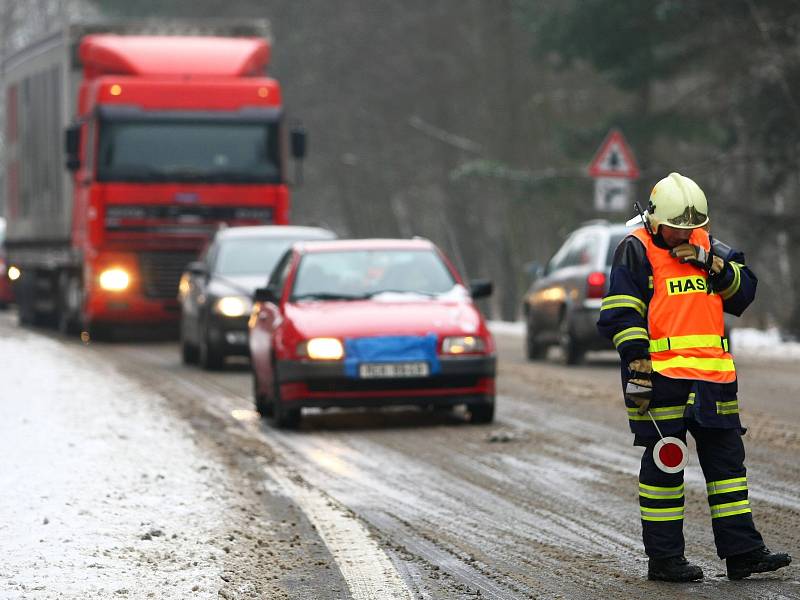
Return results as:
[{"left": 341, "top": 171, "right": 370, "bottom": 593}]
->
[
  {"left": 469, "top": 279, "right": 493, "bottom": 299},
  {"left": 64, "top": 124, "right": 81, "bottom": 172},
  {"left": 290, "top": 126, "right": 307, "bottom": 160}
]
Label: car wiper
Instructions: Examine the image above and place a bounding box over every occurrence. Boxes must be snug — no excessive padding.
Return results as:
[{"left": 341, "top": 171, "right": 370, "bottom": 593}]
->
[
  {"left": 213, "top": 274, "right": 253, "bottom": 296},
  {"left": 291, "top": 292, "right": 369, "bottom": 301},
  {"left": 364, "top": 289, "right": 438, "bottom": 298}
]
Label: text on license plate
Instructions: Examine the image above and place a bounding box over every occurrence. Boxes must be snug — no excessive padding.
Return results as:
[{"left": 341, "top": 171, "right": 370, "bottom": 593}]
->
[{"left": 358, "top": 362, "right": 430, "bottom": 378}]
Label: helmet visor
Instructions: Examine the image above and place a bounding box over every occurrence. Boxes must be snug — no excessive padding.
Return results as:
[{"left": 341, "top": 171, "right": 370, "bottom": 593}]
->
[{"left": 664, "top": 204, "right": 709, "bottom": 229}]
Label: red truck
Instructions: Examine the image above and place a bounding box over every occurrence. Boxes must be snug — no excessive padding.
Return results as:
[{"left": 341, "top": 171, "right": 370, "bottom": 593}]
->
[{"left": 2, "top": 21, "right": 305, "bottom": 335}]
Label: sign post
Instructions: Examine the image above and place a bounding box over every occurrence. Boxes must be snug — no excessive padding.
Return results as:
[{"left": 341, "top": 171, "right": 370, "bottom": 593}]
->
[{"left": 588, "top": 129, "right": 640, "bottom": 212}]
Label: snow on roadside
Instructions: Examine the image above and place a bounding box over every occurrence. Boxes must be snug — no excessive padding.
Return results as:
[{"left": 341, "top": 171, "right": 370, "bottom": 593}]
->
[
  {"left": 730, "top": 328, "right": 800, "bottom": 359},
  {"left": 0, "top": 328, "right": 231, "bottom": 599},
  {"left": 487, "top": 320, "right": 526, "bottom": 337},
  {"left": 488, "top": 321, "right": 800, "bottom": 361}
]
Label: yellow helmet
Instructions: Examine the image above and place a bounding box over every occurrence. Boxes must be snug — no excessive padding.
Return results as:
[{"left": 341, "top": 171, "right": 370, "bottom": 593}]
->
[{"left": 647, "top": 172, "right": 709, "bottom": 231}]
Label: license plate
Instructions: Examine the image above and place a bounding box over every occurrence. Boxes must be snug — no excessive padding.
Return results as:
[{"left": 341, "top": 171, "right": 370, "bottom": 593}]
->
[{"left": 358, "top": 362, "right": 430, "bottom": 379}]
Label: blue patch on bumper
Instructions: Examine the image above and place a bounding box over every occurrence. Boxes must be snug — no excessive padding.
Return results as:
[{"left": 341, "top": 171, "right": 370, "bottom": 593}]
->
[{"left": 344, "top": 334, "right": 440, "bottom": 378}]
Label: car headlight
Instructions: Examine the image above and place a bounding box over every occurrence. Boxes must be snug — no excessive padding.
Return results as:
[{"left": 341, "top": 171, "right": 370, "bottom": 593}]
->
[
  {"left": 7, "top": 265, "right": 20, "bottom": 281},
  {"left": 442, "top": 335, "right": 486, "bottom": 354},
  {"left": 298, "top": 337, "right": 344, "bottom": 360},
  {"left": 98, "top": 268, "right": 130, "bottom": 291},
  {"left": 214, "top": 296, "right": 252, "bottom": 318},
  {"left": 178, "top": 273, "right": 191, "bottom": 298}
]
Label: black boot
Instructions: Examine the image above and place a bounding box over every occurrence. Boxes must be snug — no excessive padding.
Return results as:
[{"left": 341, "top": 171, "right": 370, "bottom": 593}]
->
[
  {"left": 726, "top": 546, "right": 792, "bottom": 580},
  {"left": 648, "top": 555, "right": 704, "bottom": 582}
]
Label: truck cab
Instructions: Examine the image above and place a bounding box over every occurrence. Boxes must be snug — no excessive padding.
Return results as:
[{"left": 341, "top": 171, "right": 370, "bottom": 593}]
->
[{"left": 3, "top": 23, "right": 305, "bottom": 335}]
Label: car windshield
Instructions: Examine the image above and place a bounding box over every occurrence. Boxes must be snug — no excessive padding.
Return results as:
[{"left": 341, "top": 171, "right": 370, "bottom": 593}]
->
[
  {"left": 291, "top": 249, "right": 457, "bottom": 300},
  {"left": 215, "top": 238, "right": 300, "bottom": 276},
  {"left": 97, "top": 119, "right": 281, "bottom": 183},
  {"left": 606, "top": 232, "right": 627, "bottom": 265}
]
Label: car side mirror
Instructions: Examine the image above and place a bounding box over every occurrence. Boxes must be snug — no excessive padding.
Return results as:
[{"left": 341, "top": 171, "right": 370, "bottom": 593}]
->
[
  {"left": 64, "top": 124, "right": 81, "bottom": 172},
  {"left": 253, "top": 286, "right": 278, "bottom": 304},
  {"left": 187, "top": 261, "right": 207, "bottom": 276},
  {"left": 469, "top": 279, "right": 493, "bottom": 299},
  {"left": 524, "top": 261, "right": 544, "bottom": 281}
]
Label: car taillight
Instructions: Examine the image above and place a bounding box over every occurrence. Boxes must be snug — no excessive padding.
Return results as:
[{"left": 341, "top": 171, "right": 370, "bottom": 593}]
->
[{"left": 586, "top": 271, "right": 606, "bottom": 299}]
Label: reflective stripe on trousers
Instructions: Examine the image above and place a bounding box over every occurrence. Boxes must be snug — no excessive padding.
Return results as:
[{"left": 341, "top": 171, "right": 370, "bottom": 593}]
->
[
  {"left": 639, "top": 482, "right": 685, "bottom": 500},
  {"left": 640, "top": 506, "right": 685, "bottom": 522},
  {"left": 710, "top": 500, "right": 751, "bottom": 519}
]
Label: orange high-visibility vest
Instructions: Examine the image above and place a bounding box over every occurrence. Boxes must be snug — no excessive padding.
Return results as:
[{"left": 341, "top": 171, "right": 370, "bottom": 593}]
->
[{"left": 632, "top": 227, "right": 736, "bottom": 383}]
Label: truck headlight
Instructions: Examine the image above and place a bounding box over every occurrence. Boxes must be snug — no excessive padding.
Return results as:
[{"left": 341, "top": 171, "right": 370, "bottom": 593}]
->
[
  {"left": 214, "top": 296, "right": 252, "bottom": 317},
  {"left": 98, "top": 268, "right": 130, "bottom": 291},
  {"left": 442, "top": 336, "right": 485, "bottom": 354},
  {"left": 298, "top": 338, "right": 344, "bottom": 360}
]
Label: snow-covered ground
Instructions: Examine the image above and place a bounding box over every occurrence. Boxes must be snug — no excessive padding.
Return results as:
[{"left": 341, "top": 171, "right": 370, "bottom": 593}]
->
[
  {"left": 0, "top": 328, "right": 232, "bottom": 599},
  {"left": 730, "top": 327, "right": 800, "bottom": 359},
  {"left": 488, "top": 321, "right": 800, "bottom": 360}
]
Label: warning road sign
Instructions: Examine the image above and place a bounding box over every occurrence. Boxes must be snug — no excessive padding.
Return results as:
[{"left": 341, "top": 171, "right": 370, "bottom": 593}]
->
[
  {"left": 594, "top": 177, "right": 631, "bottom": 212},
  {"left": 588, "top": 129, "right": 640, "bottom": 179}
]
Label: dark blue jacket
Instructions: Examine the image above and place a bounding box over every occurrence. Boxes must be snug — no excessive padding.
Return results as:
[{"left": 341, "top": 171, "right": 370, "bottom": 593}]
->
[{"left": 597, "top": 229, "right": 757, "bottom": 440}]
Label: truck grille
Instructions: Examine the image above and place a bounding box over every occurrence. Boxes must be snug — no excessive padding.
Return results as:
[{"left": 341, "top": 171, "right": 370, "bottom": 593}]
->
[{"left": 139, "top": 252, "right": 197, "bottom": 299}]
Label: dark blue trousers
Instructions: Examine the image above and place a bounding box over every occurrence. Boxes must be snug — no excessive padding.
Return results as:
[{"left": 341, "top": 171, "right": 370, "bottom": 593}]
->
[{"left": 639, "top": 423, "right": 764, "bottom": 559}]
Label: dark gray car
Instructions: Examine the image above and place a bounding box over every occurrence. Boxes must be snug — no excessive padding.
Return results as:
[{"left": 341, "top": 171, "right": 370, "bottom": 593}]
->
[
  {"left": 522, "top": 221, "right": 628, "bottom": 364},
  {"left": 178, "top": 225, "right": 336, "bottom": 369}
]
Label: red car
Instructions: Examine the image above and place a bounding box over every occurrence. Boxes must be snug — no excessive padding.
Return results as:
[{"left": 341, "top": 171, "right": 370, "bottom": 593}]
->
[{"left": 249, "top": 238, "right": 496, "bottom": 428}]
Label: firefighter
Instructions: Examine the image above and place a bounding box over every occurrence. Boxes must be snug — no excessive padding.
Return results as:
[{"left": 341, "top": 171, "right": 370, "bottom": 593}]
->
[{"left": 597, "top": 172, "right": 792, "bottom": 582}]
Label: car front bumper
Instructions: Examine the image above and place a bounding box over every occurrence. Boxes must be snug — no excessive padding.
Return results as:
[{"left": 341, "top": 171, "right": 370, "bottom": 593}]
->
[
  {"left": 275, "top": 354, "right": 496, "bottom": 409},
  {"left": 206, "top": 315, "right": 250, "bottom": 355}
]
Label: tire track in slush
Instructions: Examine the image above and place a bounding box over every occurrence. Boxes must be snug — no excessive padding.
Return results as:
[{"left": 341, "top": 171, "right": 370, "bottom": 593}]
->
[
  {"left": 260, "top": 417, "right": 645, "bottom": 598},
  {"left": 108, "top": 342, "right": 800, "bottom": 598},
  {"left": 104, "top": 344, "right": 415, "bottom": 600},
  {"left": 263, "top": 466, "right": 413, "bottom": 600},
  {"left": 116, "top": 345, "right": 653, "bottom": 598},
  {"left": 126, "top": 345, "right": 539, "bottom": 598}
]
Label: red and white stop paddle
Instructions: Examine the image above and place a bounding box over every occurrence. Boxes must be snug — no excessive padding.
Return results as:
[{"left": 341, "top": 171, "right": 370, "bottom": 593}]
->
[{"left": 647, "top": 410, "right": 688, "bottom": 473}]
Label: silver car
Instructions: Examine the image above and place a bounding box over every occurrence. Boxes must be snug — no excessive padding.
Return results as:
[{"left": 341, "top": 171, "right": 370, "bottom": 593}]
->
[
  {"left": 178, "top": 225, "right": 337, "bottom": 369},
  {"left": 522, "top": 221, "right": 628, "bottom": 364}
]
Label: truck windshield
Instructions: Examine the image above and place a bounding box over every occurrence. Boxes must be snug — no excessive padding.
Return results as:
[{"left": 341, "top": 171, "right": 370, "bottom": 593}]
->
[{"left": 96, "top": 120, "right": 281, "bottom": 183}]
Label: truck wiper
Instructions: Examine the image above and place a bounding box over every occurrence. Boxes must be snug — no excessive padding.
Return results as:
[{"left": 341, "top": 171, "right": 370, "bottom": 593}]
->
[
  {"left": 201, "top": 171, "right": 277, "bottom": 183},
  {"left": 100, "top": 168, "right": 275, "bottom": 183}
]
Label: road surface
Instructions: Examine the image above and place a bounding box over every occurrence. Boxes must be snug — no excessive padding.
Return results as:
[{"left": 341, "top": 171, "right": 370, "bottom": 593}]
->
[{"left": 1, "top": 313, "right": 798, "bottom": 599}]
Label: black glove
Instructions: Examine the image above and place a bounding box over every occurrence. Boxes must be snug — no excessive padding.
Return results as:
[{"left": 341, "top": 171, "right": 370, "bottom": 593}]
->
[{"left": 670, "top": 243, "right": 724, "bottom": 274}]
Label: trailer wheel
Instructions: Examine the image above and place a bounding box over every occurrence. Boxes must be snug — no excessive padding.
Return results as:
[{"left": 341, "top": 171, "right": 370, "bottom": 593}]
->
[
  {"left": 16, "top": 272, "right": 43, "bottom": 327},
  {"left": 57, "top": 273, "right": 81, "bottom": 336}
]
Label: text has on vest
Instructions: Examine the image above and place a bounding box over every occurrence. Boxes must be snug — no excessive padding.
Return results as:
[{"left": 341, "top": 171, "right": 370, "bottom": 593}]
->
[{"left": 666, "top": 276, "right": 708, "bottom": 296}]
